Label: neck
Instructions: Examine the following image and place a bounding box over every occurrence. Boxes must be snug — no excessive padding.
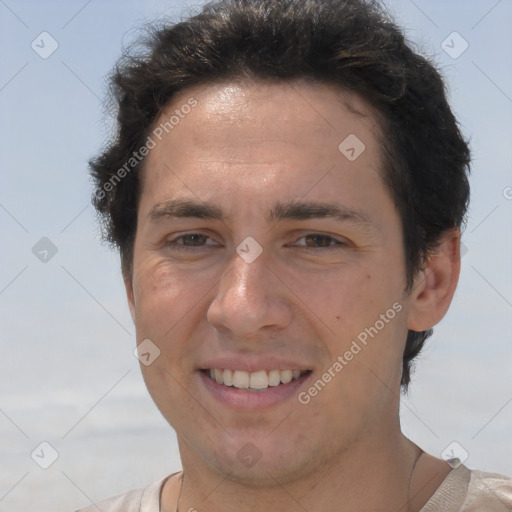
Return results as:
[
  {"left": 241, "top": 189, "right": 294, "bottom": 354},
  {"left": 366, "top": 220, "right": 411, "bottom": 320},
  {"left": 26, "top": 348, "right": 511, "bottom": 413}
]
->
[{"left": 171, "top": 430, "right": 423, "bottom": 512}]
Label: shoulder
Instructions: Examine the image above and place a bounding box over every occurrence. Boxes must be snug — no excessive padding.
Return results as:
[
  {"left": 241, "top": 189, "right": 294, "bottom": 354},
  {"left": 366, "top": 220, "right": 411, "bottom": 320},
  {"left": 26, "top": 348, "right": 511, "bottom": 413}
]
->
[
  {"left": 421, "top": 463, "right": 512, "bottom": 512},
  {"left": 74, "top": 475, "right": 170, "bottom": 512},
  {"left": 462, "top": 468, "right": 512, "bottom": 511}
]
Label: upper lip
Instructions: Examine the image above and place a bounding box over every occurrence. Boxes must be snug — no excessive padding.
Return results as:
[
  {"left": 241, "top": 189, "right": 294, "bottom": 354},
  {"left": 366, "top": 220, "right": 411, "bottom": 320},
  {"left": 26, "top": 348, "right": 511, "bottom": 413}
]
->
[{"left": 199, "top": 356, "right": 313, "bottom": 373}]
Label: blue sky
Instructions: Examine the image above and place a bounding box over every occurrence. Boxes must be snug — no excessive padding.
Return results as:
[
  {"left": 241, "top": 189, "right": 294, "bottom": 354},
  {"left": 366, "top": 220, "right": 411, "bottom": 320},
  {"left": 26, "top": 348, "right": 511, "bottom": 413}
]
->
[{"left": 1, "top": 0, "right": 511, "bottom": 510}]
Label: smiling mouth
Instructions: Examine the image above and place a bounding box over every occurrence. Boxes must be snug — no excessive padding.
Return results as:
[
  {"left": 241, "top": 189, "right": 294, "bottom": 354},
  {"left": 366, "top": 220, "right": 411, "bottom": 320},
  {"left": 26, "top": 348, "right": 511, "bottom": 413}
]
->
[{"left": 203, "top": 369, "right": 312, "bottom": 391}]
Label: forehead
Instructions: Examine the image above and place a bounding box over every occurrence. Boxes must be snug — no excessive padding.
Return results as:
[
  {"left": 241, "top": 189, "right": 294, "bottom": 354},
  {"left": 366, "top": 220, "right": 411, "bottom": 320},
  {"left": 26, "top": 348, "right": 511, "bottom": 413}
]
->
[
  {"left": 140, "top": 79, "right": 385, "bottom": 212},
  {"left": 159, "top": 79, "right": 379, "bottom": 145}
]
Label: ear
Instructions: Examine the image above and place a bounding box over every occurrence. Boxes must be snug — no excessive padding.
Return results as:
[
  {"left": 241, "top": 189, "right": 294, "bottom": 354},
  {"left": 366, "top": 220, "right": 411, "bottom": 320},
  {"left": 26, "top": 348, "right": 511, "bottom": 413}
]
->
[
  {"left": 123, "top": 271, "right": 136, "bottom": 324},
  {"left": 407, "top": 229, "right": 462, "bottom": 332}
]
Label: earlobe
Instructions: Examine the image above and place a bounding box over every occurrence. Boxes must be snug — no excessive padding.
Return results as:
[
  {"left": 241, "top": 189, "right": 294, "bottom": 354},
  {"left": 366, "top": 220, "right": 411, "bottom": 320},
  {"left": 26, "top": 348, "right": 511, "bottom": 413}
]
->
[
  {"left": 124, "top": 273, "right": 136, "bottom": 324},
  {"left": 407, "top": 229, "right": 462, "bottom": 332}
]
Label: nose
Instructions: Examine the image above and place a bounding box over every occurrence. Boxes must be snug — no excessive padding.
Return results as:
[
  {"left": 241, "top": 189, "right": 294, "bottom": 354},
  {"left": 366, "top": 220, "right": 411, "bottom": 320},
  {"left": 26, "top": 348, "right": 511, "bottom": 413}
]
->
[{"left": 206, "top": 249, "right": 293, "bottom": 339}]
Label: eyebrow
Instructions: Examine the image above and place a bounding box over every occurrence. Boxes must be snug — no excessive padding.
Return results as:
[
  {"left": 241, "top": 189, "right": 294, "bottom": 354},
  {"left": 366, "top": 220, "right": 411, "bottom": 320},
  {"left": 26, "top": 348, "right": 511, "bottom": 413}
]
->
[
  {"left": 149, "top": 198, "right": 224, "bottom": 221},
  {"left": 148, "top": 198, "right": 377, "bottom": 231},
  {"left": 268, "top": 201, "right": 375, "bottom": 228}
]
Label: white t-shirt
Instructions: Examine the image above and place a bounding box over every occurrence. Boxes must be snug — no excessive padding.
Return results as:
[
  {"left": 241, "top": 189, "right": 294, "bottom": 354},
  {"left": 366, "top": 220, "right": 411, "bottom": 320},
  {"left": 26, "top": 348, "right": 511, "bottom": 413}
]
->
[{"left": 75, "top": 465, "right": 512, "bottom": 511}]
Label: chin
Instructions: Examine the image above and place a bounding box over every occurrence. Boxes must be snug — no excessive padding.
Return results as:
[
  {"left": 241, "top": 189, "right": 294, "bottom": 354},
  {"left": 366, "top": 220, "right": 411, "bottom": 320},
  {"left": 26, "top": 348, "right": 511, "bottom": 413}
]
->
[{"left": 180, "top": 426, "right": 333, "bottom": 488}]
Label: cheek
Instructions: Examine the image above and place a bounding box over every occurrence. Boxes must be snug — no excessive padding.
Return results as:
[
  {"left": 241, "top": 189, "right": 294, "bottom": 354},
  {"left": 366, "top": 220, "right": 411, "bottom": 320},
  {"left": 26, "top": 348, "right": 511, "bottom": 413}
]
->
[
  {"left": 287, "top": 263, "right": 384, "bottom": 336},
  {"left": 132, "top": 259, "right": 204, "bottom": 336},
  {"left": 290, "top": 260, "right": 406, "bottom": 376},
  {"left": 135, "top": 252, "right": 202, "bottom": 291},
  {"left": 131, "top": 257, "right": 223, "bottom": 374}
]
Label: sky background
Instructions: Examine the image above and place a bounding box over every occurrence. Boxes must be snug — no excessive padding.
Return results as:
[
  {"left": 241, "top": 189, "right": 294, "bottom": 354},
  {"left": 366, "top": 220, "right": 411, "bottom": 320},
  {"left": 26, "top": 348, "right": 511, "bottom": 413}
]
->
[{"left": 0, "top": 0, "right": 511, "bottom": 510}]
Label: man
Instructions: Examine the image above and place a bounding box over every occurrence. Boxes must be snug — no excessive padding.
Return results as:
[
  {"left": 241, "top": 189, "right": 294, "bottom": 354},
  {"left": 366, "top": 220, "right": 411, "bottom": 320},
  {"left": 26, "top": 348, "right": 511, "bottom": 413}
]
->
[{"left": 79, "top": 0, "right": 512, "bottom": 510}]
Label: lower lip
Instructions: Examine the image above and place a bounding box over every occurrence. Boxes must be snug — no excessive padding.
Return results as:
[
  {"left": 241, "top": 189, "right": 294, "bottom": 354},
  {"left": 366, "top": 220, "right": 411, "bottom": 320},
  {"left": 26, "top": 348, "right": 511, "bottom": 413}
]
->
[{"left": 198, "top": 371, "right": 312, "bottom": 409}]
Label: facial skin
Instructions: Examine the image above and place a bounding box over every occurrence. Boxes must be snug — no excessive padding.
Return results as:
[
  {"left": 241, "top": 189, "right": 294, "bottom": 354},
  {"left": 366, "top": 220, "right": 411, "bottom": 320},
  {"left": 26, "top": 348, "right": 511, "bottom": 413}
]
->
[{"left": 124, "top": 80, "right": 460, "bottom": 511}]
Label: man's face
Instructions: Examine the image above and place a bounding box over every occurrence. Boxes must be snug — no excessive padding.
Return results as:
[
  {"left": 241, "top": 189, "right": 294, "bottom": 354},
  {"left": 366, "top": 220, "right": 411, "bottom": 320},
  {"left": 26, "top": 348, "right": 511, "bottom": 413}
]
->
[{"left": 127, "top": 80, "right": 412, "bottom": 484}]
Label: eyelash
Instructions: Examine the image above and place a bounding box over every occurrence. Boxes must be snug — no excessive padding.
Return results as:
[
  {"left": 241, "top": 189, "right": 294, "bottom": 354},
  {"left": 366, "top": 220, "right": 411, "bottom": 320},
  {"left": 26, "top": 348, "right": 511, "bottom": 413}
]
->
[{"left": 165, "top": 233, "right": 346, "bottom": 251}]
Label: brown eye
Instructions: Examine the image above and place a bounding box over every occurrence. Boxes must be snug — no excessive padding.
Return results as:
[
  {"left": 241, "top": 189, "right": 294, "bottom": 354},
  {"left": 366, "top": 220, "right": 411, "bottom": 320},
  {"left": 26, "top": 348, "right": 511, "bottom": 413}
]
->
[
  {"left": 165, "top": 233, "right": 219, "bottom": 252},
  {"left": 302, "top": 234, "right": 342, "bottom": 248},
  {"left": 178, "top": 234, "right": 209, "bottom": 246}
]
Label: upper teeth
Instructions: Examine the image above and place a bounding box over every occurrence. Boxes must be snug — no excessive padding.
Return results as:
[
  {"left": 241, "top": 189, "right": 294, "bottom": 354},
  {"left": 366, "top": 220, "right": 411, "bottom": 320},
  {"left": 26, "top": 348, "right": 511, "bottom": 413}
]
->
[{"left": 208, "top": 369, "right": 304, "bottom": 390}]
